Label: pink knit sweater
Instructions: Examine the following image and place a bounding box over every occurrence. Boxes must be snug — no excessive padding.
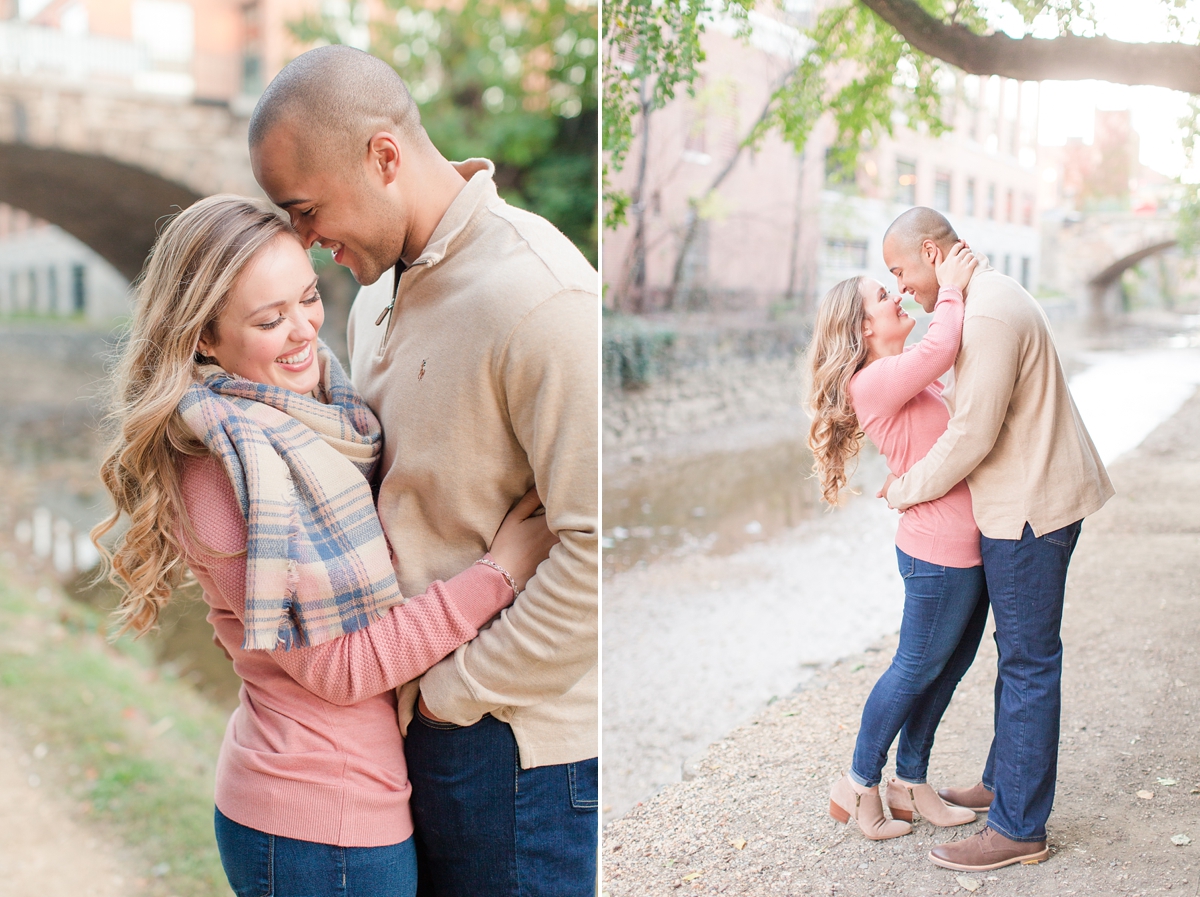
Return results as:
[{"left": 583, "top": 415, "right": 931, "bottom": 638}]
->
[
  {"left": 849, "top": 287, "right": 982, "bottom": 568},
  {"left": 179, "top": 455, "right": 511, "bottom": 847}
]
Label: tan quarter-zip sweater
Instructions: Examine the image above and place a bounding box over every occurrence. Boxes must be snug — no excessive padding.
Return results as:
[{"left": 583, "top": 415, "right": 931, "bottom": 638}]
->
[
  {"left": 346, "top": 159, "right": 597, "bottom": 769},
  {"left": 886, "top": 260, "right": 1114, "bottom": 539}
]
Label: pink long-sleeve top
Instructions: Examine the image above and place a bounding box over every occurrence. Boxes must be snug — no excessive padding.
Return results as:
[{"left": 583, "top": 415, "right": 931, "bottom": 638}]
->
[
  {"left": 848, "top": 286, "right": 982, "bottom": 568},
  {"left": 179, "top": 455, "right": 511, "bottom": 847}
]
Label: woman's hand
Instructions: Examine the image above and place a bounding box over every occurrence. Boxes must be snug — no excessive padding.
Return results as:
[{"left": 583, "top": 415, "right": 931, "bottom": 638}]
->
[
  {"left": 935, "top": 241, "right": 977, "bottom": 293},
  {"left": 489, "top": 487, "right": 559, "bottom": 593}
]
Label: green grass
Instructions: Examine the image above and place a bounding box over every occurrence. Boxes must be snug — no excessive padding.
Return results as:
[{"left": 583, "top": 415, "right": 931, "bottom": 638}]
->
[{"left": 0, "top": 567, "right": 231, "bottom": 896}]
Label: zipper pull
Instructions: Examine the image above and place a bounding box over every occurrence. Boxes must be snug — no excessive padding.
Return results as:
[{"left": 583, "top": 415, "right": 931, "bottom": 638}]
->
[{"left": 374, "top": 301, "right": 394, "bottom": 327}]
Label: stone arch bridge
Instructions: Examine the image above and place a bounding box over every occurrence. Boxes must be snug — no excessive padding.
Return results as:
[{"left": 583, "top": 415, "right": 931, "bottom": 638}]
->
[
  {"left": 1041, "top": 212, "right": 1184, "bottom": 323},
  {"left": 0, "top": 75, "right": 259, "bottom": 281}
]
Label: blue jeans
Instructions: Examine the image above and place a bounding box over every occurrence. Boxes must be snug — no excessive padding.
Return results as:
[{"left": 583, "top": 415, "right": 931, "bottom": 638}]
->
[
  {"left": 405, "top": 711, "right": 597, "bottom": 897},
  {"left": 214, "top": 807, "right": 417, "bottom": 897},
  {"left": 979, "top": 520, "right": 1082, "bottom": 842},
  {"left": 850, "top": 547, "right": 989, "bottom": 788}
]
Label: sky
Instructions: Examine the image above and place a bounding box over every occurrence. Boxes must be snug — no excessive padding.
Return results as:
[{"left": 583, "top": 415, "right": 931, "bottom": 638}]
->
[{"left": 987, "top": 0, "right": 1199, "bottom": 178}]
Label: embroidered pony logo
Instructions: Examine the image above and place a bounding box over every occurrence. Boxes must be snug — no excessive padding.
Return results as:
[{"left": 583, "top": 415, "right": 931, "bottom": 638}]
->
[{"left": 418, "top": 359, "right": 427, "bottom": 381}]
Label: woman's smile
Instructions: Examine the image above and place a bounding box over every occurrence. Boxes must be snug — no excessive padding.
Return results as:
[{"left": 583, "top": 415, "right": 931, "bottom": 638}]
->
[{"left": 276, "top": 342, "right": 315, "bottom": 370}]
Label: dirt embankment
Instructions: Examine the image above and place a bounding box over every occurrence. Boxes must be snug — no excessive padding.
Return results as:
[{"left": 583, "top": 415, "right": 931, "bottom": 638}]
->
[{"left": 603, "top": 388, "right": 1200, "bottom": 896}]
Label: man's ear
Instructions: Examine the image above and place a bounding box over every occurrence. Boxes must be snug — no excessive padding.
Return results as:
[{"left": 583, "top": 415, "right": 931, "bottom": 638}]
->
[
  {"left": 921, "top": 239, "right": 940, "bottom": 265},
  {"left": 366, "top": 131, "right": 403, "bottom": 185}
]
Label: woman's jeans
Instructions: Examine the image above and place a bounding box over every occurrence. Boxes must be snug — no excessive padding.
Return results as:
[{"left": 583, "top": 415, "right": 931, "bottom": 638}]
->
[
  {"left": 850, "top": 547, "right": 989, "bottom": 788},
  {"left": 214, "top": 807, "right": 417, "bottom": 897}
]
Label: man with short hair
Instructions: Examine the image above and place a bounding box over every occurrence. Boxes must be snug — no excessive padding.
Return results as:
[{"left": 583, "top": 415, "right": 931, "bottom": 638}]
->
[
  {"left": 880, "top": 207, "right": 1113, "bottom": 872},
  {"left": 249, "top": 45, "right": 598, "bottom": 895}
]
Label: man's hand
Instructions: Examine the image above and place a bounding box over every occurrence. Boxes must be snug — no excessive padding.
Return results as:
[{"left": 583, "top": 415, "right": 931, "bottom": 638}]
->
[
  {"left": 877, "top": 473, "right": 900, "bottom": 510},
  {"left": 418, "top": 693, "right": 450, "bottom": 723}
]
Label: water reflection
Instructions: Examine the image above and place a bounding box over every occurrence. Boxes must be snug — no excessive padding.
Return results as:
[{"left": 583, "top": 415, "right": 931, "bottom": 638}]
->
[
  {"left": 0, "top": 320, "right": 241, "bottom": 709},
  {"left": 603, "top": 438, "right": 882, "bottom": 575}
]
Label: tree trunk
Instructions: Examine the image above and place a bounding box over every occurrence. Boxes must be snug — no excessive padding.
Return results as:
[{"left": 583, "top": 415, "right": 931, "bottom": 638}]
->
[
  {"left": 624, "top": 78, "right": 652, "bottom": 313},
  {"left": 667, "top": 64, "right": 800, "bottom": 309},
  {"left": 784, "top": 150, "right": 807, "bottom": 310},
  {"left": 859, "top": 0, "right": 1200, "bottom": 94}
]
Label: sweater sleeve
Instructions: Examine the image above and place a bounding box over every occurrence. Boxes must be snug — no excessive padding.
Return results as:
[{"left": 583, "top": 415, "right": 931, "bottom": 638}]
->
[
  {"left": 886, "top": 314, "right": 1020, "bottom": 509},
  {"left": 418, "top": 288, "right": 599, "bottom": 723},
  {"left": 851, "top": 286, "right": 964, "bottom": 420},
  {"left": 181, "top": 456, "right": 514, "bottom": 706}
]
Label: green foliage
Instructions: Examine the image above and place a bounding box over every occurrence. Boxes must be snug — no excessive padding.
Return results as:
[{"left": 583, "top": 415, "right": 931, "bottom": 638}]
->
[
  {"left": 0, "top": 572, "right": 229, "bottom": 896},
  {"left": 290, "top": 0, "right": 598, "bottom": 264},
  {"left": 602, "top": 313, "right": 677, "bottom": 389},
  {"left": 749, "top": 3, "right": 949, "bottom": 172},
  {"left": 602, "top": 0, "right": 753, "bottom": 228},
  {"left": 1178, "top": 97, "right": 1200, "bottom": 253}
]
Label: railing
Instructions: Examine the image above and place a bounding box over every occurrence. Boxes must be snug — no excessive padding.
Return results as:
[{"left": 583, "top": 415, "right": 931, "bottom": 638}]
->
[{"left": 0, "top": 21, "right": 158, "bottom": 88}]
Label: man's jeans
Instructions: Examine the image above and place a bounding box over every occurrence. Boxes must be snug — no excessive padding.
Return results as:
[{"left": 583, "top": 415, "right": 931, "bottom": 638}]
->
[
  {"left": 850, "top": 548, "right": 989, "bottom": 788},
  {"left": 405, "top": 711, "right": 598, "bottom": 897},
  {"left": 980, "top": 520, "right": 1082, "bottom": 843}
]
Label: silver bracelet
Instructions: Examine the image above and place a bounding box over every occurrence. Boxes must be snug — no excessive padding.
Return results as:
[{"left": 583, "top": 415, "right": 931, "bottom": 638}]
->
[{"left": 475, "top": 557, "right": 518, "bottom": 597}]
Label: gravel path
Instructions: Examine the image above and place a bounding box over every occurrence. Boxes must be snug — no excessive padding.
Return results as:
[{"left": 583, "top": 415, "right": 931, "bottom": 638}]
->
[
  {"left": 602, "top": 388, "right": 1200, "bottom": 896},
  {"left": 0, "top": 719, "right": 132, "bottom": 897}
]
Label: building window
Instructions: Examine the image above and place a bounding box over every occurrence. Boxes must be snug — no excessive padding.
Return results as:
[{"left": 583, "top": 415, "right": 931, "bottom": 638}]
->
[
  {"left": 1020, "top": 256, "right": 1031, "bottom": 289},
  {"left": 72, "top": 264, "right": 86, "bottom": 314},
  {"left": 825, "top": 239, "right": 869, "bottom": 269},
  {"left": 47, "top": 266, "right": 58, "bottom": 314},
  {"left": 1006, "top": 189, "right": 1015, "bottom": 223},
  {"left": 1003, "top": 254, "right": 1012, "bottom": 276},
  {"left": 825, "top": 148, "right": 856, "bottom": 191},
  {"left": 934, "top": 171, "right": 952, "bottom": 212},
  {"left": 987, "top": 183, "right": 996, "bottom": 219},
  {"left": 966, "top": 178, "right": 977, "bottom": 217},
  {"left": 896, "top": 159, "right": 917, "bottom": 206},
  {"left": 1022, "top": 193, "right": 1034, "bottom": 226},
  {"left": 242, "top": 0, "right": 264, "bottom": 95}
]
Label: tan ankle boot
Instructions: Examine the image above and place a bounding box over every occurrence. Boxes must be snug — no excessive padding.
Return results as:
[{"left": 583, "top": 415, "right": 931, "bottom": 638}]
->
[
  {"left": 829, "top": 774, "right": 912, "bottom": 841},
  {"left": 886, "top": 779, "right": 977, "bottom": 827}
]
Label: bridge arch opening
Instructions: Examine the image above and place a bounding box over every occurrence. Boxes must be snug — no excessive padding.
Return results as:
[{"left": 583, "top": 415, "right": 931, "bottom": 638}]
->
[{"left": 1087, "top": 239, "right": 1180, "bottom": 322}]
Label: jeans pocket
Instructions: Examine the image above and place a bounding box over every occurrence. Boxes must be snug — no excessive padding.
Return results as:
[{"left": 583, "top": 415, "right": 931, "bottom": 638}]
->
[
  {"left": 214, "top": 808, "right": 274, "bottom": 897},
  {"left": 1043, "top": 522, "right": 1080, "bottom": 549},
  {"left": 567, "top": 758, "right": 598, "bottom": 812},
  {"left": 415, "top": 706, "right": 463, "bottom": 731}
]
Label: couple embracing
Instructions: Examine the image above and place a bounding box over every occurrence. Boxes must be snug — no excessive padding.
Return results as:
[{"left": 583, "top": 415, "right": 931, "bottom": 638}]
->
[
  {"left": 94, "top": 47, "right": 598, "bottom": 896},
  {"left": 808, "top": 207, "right": 1113, "bottom": 871}
]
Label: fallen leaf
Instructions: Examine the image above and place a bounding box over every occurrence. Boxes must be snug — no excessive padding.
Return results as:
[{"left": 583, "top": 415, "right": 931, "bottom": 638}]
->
[
  {"left": 1138, "top": 790, "right": 1155, "bottom": 800},
  {"left": 731, "top": 839, "right": 747, "bottom": 850},
  {"left": 681, "top": 872, "right": 703, "bottom": 882},
  {"left": 1158, "top": 777, "right": 1179, "bottom": 787},
  {"left": 956, "top": 874, "right": 982, "bottom": 892},
  {"left": 1191, "top": 786, "right": 1200, "bottom": 795},
  {"left": 1172, "top": 834, "right": 1192, "bottom": 846},
  {"left": 1176, "top": 679, "right": 1187, "bottom": 687}
]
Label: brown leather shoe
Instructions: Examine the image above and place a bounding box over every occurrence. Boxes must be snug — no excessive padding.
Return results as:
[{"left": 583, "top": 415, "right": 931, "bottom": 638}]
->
[
  {"left": 937, "top": 782, "right": 994, "bottom": 813},
  {"left": 928, "top": 826, "right": 1049, "bottom": 871}
]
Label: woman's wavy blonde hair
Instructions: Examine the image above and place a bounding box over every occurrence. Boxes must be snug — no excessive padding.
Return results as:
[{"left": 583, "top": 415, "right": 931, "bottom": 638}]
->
[
  {"left": 806, "top": 276, "right": 869, "bottom": 506},
  {"left": 92, "top": 194, "right": 298, "bottom": 638}
]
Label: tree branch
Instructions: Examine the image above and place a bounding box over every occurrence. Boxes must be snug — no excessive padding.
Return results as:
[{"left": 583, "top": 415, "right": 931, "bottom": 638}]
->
[{"left": 859, "top": 0, "right": 1200, "bottom": 94}]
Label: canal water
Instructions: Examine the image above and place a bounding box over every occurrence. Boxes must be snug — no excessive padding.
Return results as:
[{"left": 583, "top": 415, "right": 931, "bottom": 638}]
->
[
  {"left": 0, "top": 322, "right": 242, "bottom": 710},
  {"left": 602, "top": 330, "right": 1200, "bottom": 822}
]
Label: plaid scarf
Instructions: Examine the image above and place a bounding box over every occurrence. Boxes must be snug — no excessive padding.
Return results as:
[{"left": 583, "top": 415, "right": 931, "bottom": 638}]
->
[{"left": 178, "top": 343, "right": 403, "bottom": 650}]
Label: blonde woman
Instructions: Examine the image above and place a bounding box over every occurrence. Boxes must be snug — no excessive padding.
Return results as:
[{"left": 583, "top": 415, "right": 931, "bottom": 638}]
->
[
  {"left": 807, "top": 244, "right": 987, "bottom": 841},
  {"left": 94, "top": 195, "right": 556, "bottom": 896}
]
